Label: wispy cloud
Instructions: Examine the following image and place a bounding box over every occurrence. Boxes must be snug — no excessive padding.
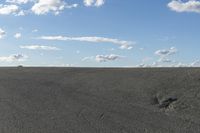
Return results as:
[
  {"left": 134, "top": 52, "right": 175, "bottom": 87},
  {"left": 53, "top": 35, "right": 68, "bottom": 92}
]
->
[
  {"left": 155, "top": 47, "right": 177, "bottom": 57},
  {"left": 95, "top": 54, "right": 123, "bottom": 62},
  {"left": 155, "top": 47, "right": 177, "bottom": 63},
  {"left": 39, "top": 36, "right": 134, "bottom": 50},
  {"left": 32, "top": 29, "right": 38, "bottom": 32},
  {"left": 6, "top": 0, "right": 30, "bottom": 4},
  {"left": 82, "top": 54, "right": 123, "bottom": 62},
  {"left": 168, "top": 0, "right": 200, "bottom": 13},
  {"left": 0, "top": 54, "right": 27, "bottom": 62},
  {"left": 20, "top": 45, "right": 61, "bottom": 51},
  {"left": 0, "top": 28, "right": 6, "bottom": 39},
  {"left": 157, "top": 58, "right": 174, "bottom": 63},
  {"left": 14, "top": 33, "right": 22, "bottom": 39},
  {"left": 84, "top": 0, "right": 105, "bottom": 7},
  {"left": 81, "top": 56, "right": 94, "bottom": 62},
  {"left": 190, "top": 60, "right": 200, "bottom": 67}
]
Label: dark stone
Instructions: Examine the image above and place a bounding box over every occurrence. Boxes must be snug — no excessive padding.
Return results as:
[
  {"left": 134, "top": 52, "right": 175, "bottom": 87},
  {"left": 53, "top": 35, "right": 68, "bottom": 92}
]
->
[{"left": 159, "top": 97, "right": 178, "bottom": 108}]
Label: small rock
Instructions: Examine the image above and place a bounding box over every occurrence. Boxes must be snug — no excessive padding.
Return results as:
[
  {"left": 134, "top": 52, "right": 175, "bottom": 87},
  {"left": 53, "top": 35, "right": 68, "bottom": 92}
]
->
[{"left": 159, "top": 97, "right": 178, "bottom": 108}]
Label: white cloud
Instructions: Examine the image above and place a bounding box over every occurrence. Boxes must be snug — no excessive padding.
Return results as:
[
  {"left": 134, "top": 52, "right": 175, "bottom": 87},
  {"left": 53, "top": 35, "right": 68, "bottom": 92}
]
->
[
  {"left": 190, "top": 60, "right": 200, "bottom": 67},
  {"left": 157, "top": 57, "right": 174, "bottom": 63},
  {"left": 65, "top": 3, "right": 78, "bottom": 9},
  {"left": 1, "top": 0, "right": 104, "bottom": 16},
  {"left": 0, "top": 0, "right": 105, "bottom": 16},
  {"left": 14, "top": 33, "right": 22, "bottom": 39},
  {"left": 137, "top": 64, "right": 151, "bottom": 68},
  {"left": 0, "top": 4, "right": 19, "bottom": 15},
  {"left": 168, "top": 0, "right": 200, "bottom": 13},
  {"left": 81, "top": 56, "right": 94, "bottom": 61},
  {"left": 173, "top": 62, "right": 189, "bottom": 67},
  {"left": 155, "top": 47, "right": 177, "bottom": 57},
  {"left": 155, "top": 47, "right": 177, "bottom": 63},
  {"left": 16, "top": 10, "right": 25, "bottom": 16},
  {"left": 32, "top": 29, "right": 38, "bottom": 32},
  {"left": 137, "top": 59, "right": 200, "bottom": 68},
  {"left": 46, "top": 63, "right": 75, "bottom": 67},
  {"left": 139, "top": 47, "right": 144, "bottom": 51},
  {"left": 0, "top": 28, "right": 6, "bottom": 39},
  {"left": 82, "top": 54, "right": 123, "bottom": 62},
  {"left": 95, "top": 0, "right": 105, "bottom": 7},
  {"left": 95, "top": 54, "right": 123, "bottom": 62},
  {"left": 39, "top": 36, "right": 134, "bottom": 50},
  {"left": 170, "top": 60, "right": 200, "bottom": 67},
  {"left": 31, "top": 0, "right": 78, "bottom": 15},
  {"left": 84, "top": 0, "right": 105, "bottom": 7},
  {"left": 137, "top": 64, "right": 145, "bottom": 68},
  {"left": 84, "top": 0, "right": 94, "bottom": 6},
  {"left": 20, "top": 45, "right": 60, "bottom": 50},
  {"left": 0, "top": 54, "right": 27, "bottom": 62},
  {"left": 31, "top": 0, "right": 65, "bottom": 15},
  {"left": 6, "top": 0, "right": 30, "bottom": 4}
]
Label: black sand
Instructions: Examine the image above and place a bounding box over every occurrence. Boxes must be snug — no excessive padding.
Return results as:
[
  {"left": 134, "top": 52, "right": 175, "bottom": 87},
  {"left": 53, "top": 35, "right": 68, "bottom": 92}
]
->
[{"left": 0, "top": 67, "right": 200, "bottom": 133}]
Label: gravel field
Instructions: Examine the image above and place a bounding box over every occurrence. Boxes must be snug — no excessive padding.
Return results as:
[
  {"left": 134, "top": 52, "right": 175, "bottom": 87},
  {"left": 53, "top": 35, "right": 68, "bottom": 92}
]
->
[{"left": 0, "top": 67, "right": 200, "bottom": 133}]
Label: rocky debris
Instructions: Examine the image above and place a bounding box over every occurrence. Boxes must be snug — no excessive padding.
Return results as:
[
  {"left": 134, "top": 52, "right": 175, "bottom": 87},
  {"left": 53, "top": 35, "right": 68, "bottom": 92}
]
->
[
  {"left": 152, "top": 96, "right": 178, "bottom": 109},
  {"left": 157, "top": 96, "right": 178, "bottom": 109}
]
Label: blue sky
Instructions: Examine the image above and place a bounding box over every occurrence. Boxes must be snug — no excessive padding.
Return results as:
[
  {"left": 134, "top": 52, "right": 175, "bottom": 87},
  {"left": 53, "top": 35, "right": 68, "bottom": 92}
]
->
[{"left": 0, "top": 0, "right": 200, "bottom": 67}]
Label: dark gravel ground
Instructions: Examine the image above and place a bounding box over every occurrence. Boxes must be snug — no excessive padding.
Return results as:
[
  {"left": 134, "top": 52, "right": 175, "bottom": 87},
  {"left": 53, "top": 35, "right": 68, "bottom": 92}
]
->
[{"left": 0, "top": 67, "right": 200, "bottom": 133}]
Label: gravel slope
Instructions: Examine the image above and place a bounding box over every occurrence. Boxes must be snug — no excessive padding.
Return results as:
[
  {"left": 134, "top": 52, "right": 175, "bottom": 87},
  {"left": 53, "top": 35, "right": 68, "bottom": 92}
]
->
[{"left": 0, "top": 67, "right": 200, "bottom": 133}]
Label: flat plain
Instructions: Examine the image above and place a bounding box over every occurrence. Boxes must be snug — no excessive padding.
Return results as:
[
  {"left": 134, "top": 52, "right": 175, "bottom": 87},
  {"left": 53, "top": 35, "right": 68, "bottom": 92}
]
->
[{"left": 0, "top": 67, "right": 200, "bottom": 133}]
